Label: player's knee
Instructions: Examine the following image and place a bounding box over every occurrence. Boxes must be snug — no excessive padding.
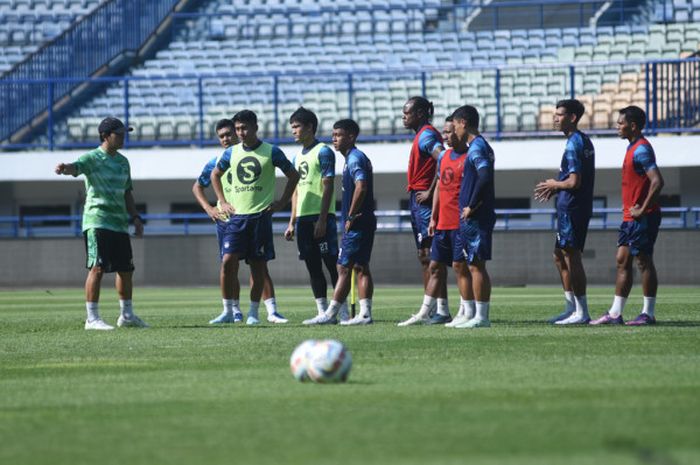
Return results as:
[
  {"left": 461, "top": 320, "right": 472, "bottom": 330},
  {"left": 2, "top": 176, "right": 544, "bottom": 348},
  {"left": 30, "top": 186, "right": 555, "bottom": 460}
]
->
[
  {"left": 428, "top": 261, "right": 441, "bottom": 276},
  {"left": 636, "top": 255, "right": 653, "bottom": 272},
  {"left": 89, "top": 266, "right": 104, "bottom": 278}
]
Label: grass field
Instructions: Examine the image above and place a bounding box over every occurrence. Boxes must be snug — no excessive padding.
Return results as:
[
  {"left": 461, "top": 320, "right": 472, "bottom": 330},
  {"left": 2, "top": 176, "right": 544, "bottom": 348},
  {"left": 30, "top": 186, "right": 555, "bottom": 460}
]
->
[{"left": 1, "top": 285, "right": 699, "bottom": 465}]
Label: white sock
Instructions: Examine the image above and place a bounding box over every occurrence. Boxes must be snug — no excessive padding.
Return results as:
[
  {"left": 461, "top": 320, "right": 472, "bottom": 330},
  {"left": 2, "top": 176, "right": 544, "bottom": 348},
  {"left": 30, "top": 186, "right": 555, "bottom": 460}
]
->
[
  {"left": 437, "top": 298, "right": 449, "bottom": 316},
  {"left": 248, "top": 301, "right": 259, "bottom": 319},
  {"left": 642, "top": 296, "right": 656, "bottom": 318},
  {"left": 475, "top": 301, "right": 489, "bottom": 320},
  {"left": 418, "top": 295, "right": 436, "bottom": 318},
  {"left": 119, "top": 299, "right": 133, "bottom": 318},
  {"left": 564, "top": 291, "right": 575, "bottom": 312},
  {"left": 325, "top": 300, "right": 341, "bottom": 318},
  {"left": 574, "top": 295, "right": 589, "bottom": 318},
  {"left": 464, "top": 300, "right": 476, "bottom": 319},
  {"left": 608, "top": 295, "right": 627, "bottom": 318},
  {"left": 86, "top": 302, "right": 100, "bottom": 322},
  {"left": 457, "top": 298, "right": 467, "bottom": 317},
  {"left": 222, "top": 299, "right": 236, "bottom": 315},
  {"left": 315, "top": 297, "right": 328, "bottom": 315},
  {"left": 339, "top": 300, "right": 349, "bottom": 315},
  {"left": 359, "top": 298, "right": 372, "bottom": 318},
  {"left": 263, "top": 297, "right": 277, "bottom": 316}
]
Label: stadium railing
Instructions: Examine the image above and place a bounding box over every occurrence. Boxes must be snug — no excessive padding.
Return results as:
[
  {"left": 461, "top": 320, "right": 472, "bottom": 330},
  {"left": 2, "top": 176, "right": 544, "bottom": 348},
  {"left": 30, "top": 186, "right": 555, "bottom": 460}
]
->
[
  {"left": 1, "top": 207, "right": 698, "bottom": 238},
  {"left": 0, "top": 0, "right": 180, "bottom": 147},
  {"left": 1, "top": 56, "right": 699, "bottom": 151}
]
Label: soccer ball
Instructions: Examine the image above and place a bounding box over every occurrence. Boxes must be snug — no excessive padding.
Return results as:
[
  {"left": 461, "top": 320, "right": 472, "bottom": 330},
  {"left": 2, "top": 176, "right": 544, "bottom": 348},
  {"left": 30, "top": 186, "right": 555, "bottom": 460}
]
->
[
  {"left": 290, "top": 339, "right": 317, "bottom": 382},
  {"left": 306, "top": 339, "right": 352, "bottom": 383}
]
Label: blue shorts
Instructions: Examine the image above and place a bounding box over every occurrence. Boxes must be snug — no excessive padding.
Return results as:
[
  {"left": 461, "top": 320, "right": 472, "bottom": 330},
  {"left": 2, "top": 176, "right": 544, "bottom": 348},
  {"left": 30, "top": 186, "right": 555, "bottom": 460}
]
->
[
  {"left": 459, "top": 216, "right": 495, "bottom": 263},
  {"left": 221, "top": 212, "right": 275, "bottom": 262},
  {"left": 409, "top": 190, "right": 433, "bottom": 249},
  {"left": 617, "top": 211, "right": 661, "bottom": 256},
  {"left": 296, "top": 215, "right": 339, "bottom": 261},
  {"left": 429, "top": 229, "right": 465, "bottom": 265},
  {"left": 555, "top": 210, "right": 591, "bottom": 251},
  {"left": 215, "top": 219, "right": 227, "bottom": 260},
  {"left": 338, "top": 224, "right": 375, "bottom": 267}
]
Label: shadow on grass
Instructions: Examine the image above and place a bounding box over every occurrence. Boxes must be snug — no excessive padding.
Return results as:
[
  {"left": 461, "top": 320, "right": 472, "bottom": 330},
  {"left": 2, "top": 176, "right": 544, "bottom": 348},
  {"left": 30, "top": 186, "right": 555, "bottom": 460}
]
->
[{"left": 604, "top": 436, "right": 679, "bottom": 465}]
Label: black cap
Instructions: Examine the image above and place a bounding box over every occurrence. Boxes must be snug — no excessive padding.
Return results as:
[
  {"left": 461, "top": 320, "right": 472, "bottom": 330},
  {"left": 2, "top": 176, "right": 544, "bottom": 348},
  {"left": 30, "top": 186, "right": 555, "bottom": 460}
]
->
[{"left": 98, "top": 117, "right": 133, "bottom": 135}]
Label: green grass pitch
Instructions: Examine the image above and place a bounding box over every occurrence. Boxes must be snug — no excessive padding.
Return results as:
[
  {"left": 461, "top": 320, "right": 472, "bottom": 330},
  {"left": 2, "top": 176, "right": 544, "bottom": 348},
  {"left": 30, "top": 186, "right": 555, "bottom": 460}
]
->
[{"left": 1, "top": 285, "right": 699, "bottom": 465}]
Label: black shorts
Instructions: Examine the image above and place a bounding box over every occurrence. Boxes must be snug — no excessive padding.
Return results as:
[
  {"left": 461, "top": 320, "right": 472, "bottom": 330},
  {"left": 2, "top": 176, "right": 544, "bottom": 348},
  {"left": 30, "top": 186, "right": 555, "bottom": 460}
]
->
[{"left": 84, "top": 228, "right": 135, "bottom": 273}]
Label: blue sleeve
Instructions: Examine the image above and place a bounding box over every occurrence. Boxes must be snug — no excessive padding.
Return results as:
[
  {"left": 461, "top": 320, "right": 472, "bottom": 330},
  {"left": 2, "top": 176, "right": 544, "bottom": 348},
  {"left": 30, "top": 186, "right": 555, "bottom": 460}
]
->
[
  {"left": 418, "top": 129, "right": 443, "bottom": 157},
  {"left": 348, "top": 154, "right": 366, "bottom": 183},
  {"left": 563, "top": 136, "right": 582, "bottom": 175},
  {"left": 468, "top": 167, "right": 492, "bottom": 209},
  {"left": 436, "top": 150, "right": 446, "bottom": 178},
  {"left": 469, "top": 145, "right": 491, "bottom": 171},
  {"left": 634, "top": 144, "right": 658, "bottom": 172},
  {"left": 318, "top": 146, "right": 335, "bottom": 178},
  {"left": 197, "top": 157, "right": 218, "bottom": 187},
  {"left": 271, "top": 146, "right": 294, "bottom": 173},
  {"left": 216, "top": 147, "right": 232, "bottom": 171}
]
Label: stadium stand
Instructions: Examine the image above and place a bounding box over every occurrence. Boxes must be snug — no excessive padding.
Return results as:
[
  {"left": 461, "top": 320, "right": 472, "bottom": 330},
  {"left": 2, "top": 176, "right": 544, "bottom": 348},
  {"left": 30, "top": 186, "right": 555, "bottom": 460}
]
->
[
  {"left": 1, "top": 0, "right": 699, "bottom": 148},
  {"left": 0, "top": 0, "right": 103, "bottom": 74}
]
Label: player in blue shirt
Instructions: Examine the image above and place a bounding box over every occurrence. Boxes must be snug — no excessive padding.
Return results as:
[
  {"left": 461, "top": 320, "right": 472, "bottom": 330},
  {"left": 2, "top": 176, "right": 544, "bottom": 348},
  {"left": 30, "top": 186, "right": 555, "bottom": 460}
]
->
[
  {"left": 284, "top": 107, "right": 349, "bottom": 321},
  {"left": 210, "top": 110, "right": 299, "bottom": 325},
  {"left": 304, "top": 119, "right": 376, "bottom": 326},
  {"left": 452, "top": 105, "right": 496, "bottom": 328},
  {"left": 534, "top": 99, "right": 595, "bottom": 325}
]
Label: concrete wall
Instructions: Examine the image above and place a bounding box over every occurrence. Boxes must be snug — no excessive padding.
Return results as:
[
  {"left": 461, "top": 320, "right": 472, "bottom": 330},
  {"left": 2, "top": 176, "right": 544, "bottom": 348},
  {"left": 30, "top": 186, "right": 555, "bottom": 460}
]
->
[{"left": 1, "top": 230, "right": 698, "bottom": 288}]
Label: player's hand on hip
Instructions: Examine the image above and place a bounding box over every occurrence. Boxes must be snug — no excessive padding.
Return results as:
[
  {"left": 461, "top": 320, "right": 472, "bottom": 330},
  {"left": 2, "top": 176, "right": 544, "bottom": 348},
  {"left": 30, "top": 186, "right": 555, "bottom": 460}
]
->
[
  {"left": 461, "top": 207, "right": 472, "bottom": 220},
  {"left": 629, "top": 204, "right": 643, "bottom": 219},
  {"left": 206, "top": 206, "right": 220, "bottom": 222},
  {"left": 220, "top": 201, "right": 235, "bottom": 215},
  {"left": 415, "top": 190, "right": 431, "bottom": 204},
  {"left": 266, "top": 200, "right": 282, "bottom": 213}
]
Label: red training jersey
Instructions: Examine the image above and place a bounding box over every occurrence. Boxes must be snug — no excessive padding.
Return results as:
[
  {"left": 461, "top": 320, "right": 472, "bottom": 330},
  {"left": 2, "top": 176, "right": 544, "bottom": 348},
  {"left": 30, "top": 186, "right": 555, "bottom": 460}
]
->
[
  {"left": 406, "top": 124, "right": 441, "bottom": 192},
  {"left": 437, "top": 149, "right": 466, "bottom": 230},
  {"left": 621, "top": 137, "right": 660, "bottom": 221}
]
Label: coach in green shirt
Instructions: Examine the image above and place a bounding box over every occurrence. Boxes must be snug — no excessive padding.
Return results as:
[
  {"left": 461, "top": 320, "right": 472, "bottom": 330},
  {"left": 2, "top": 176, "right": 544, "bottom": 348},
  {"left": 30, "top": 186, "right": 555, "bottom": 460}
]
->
[{"left": 55, "top": 117, "right": 148, "bottom": 330}]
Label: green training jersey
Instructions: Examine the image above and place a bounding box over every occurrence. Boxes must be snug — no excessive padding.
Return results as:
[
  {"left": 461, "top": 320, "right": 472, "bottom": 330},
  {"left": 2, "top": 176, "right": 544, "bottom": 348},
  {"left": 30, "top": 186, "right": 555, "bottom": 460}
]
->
[
  {"left": 294, "top": 142, "right": 336, "bottom": 217},
  {"left": 73, "top": 147, "right": 132, "bottom": 233},
  {"left": 226, "top": 142, "right": 276, "bottom": 215}
]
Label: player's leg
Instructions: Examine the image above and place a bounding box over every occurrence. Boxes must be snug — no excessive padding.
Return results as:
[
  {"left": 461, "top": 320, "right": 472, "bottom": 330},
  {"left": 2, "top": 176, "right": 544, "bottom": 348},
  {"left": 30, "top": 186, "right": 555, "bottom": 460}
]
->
[
  {"left": 352, "top": 262, "right": 374, "bottom": 324},
  {"left": 591, "top": 245, "right": 631, "bottom": 325},
  {"left": 446, "top": 260, "right": 474, "bottom": 327},
  {"left": 399, "top": 259, "right": 445, "bottom": 326},
  {"left": 455, "top": 259, "right": 491, "bottom": 328},
  {"left": 82, "top": 228, "right": 112, "bottom": 329},
  {"left": 210, "top": 251, "right": 242, "bottom": 324},
  {"left": 625, "top": 212, "right": 661, "bottom": 326},
  {"left": 115, "top": 271, "right": 148, "bottom": 328},
  {"left": 555, "top": 247, "right": 591, "bottom": 325},
  {"left": 246, "top": 258, "right": 267, "bottom": 325},
  {"left": 303, "top": 261, "right": 350, "bottom": 325},
  {"left": 548, "top": 247, "right": 576, "bottom": 323},
  {"left": 257, "top": 262, "right": 287, "bottom": 324}
]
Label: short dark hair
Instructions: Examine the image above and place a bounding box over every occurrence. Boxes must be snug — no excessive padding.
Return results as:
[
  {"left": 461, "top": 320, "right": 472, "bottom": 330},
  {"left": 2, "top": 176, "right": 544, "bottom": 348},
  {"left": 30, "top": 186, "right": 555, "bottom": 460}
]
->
[
  {"left": 556, "top": 99, "right": 585, "bottom": 123},
  {"left": 619, "top": 105, "right": 646, "bottom": 130},
  {"left": 232, "top": 109, "right": 257, "bottom": 127},
  {"left": 407, "top": 96, "right": 435, "bottom": 121},
  {"left": 333, "top": 119, "right": 360, "bottom": 137},
  {"left": 215, "top": 118, "right": 234, "bottom": 132},
  {"left": 289, "top": 107, "right": 318, "bottom": 134},
  {"left": 445, "top": 116, "right": 453, "bottom": 123},
  {"left": 450, "top": 105, "right": 480, "bottom": 130}
]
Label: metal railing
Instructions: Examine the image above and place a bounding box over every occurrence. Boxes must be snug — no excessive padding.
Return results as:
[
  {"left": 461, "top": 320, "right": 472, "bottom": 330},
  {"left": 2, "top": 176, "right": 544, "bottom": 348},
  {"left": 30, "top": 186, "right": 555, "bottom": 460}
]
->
[
  {"left": 1, "top": 207, "right": 698, "bottom": 238},
  {"left": 1, "top": 56, "right": 698, "bottom": 151},
  {"left": 0, "top": 0, "right": 180, "bottom": 145}
]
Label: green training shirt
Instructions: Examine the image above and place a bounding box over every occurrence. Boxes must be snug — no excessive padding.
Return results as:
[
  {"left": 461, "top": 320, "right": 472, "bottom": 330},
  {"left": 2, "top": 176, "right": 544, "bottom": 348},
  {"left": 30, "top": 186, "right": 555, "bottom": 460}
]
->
[{"left": 73, "top": 147, "right": 132, "bottom": 233}]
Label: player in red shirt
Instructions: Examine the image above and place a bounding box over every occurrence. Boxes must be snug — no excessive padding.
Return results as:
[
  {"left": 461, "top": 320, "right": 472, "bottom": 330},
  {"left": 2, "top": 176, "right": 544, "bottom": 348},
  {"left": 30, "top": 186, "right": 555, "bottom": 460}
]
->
[
  {"left": 591, "top": 106, "right": 665, "bottom": 326},
  {"left": 402, "top": 96, "right": 450, "bottom": 322}
]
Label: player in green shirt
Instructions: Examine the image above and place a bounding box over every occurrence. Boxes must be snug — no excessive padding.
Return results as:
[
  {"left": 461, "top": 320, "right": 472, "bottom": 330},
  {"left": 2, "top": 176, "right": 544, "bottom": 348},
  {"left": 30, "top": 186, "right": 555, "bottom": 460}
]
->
[
  {"left": 211, "top": 110, "right": 299, "bottom": 324},
  {"left": 55, "top": 117, "right": 148, "bottom": 330}
]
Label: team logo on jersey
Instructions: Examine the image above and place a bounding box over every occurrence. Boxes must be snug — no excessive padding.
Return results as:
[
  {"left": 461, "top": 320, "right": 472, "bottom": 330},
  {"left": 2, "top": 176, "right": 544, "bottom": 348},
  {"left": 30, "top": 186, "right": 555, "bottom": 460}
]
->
[
  {"left": 442, "top": 167, "right": 455, "bottom": 185},
  {"left": 237, "top": 157, "right": 262, "bottom": 185},
  {"left": 298, "top": 161, "right": 309, "bottom": 180}
]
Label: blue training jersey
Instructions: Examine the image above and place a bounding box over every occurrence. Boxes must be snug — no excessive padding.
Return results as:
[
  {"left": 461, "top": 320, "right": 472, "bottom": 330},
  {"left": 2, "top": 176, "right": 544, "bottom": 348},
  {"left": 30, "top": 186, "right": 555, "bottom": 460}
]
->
[
  {"left": 556, "top": 130, "right": 595, "bottom": 214},
  {"left": 342, "top": 147, "right": 375, "bottom": 229},
  {"left": 459, "top": 135, "right": 496, "bottom": 221},
  {"left": 197, "top": 156, "right": 218, "bottom": 187}
]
